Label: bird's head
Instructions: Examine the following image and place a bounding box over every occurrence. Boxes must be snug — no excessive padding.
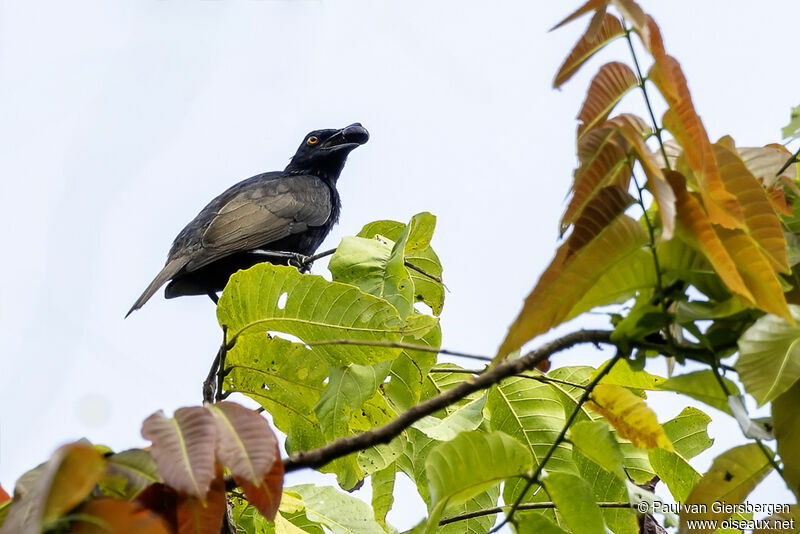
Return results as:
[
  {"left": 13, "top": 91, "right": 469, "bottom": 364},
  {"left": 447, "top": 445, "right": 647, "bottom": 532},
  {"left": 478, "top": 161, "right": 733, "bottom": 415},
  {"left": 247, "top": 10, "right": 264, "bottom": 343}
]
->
[{"left": 285, "top": 123, "right": 369, "bottom": 180}]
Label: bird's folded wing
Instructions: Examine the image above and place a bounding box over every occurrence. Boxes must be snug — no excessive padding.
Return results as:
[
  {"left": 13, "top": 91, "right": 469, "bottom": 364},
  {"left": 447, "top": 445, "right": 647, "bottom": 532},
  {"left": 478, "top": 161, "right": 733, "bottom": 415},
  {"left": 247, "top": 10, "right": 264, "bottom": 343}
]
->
[{"left": 186, "top": 175, "right": 331, "bottom": 271}]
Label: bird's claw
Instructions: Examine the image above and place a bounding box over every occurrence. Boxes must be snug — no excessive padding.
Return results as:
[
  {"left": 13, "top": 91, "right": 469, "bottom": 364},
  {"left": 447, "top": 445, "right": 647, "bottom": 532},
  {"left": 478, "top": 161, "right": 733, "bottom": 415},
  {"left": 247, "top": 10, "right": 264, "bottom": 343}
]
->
[{"left": 289, "top": 253, "right": 312, "bottom": 273}]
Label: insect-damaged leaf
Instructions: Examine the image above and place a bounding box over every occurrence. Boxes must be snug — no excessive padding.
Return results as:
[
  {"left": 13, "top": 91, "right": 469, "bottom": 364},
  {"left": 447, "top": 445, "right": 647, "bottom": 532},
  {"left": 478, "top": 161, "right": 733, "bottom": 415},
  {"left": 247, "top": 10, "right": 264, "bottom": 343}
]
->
[{"left": 587, "top": 384, "right": 673, "bottom": 451}]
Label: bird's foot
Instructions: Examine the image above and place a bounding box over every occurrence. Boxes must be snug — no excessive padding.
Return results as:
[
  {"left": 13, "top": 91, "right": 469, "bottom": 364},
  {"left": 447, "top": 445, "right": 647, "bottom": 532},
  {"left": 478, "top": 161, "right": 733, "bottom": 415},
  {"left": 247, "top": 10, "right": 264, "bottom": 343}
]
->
[{"left": 289, "top": 253, "right": 312, "bottom": 273}]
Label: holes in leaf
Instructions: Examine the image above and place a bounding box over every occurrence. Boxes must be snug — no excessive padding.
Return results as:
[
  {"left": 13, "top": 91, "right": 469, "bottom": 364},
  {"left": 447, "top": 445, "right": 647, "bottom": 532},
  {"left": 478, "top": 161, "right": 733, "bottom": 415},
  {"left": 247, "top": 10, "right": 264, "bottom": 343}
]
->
[{"left": 277, "top": 291, "right": 288, "bottom": 310}]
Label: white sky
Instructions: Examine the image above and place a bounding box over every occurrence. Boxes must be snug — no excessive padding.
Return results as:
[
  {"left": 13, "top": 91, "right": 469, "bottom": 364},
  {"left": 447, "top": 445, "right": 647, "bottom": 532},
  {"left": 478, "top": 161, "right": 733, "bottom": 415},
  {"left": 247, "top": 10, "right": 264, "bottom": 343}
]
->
[{"left": 1, "top": 0, "right": 798, "bottom": 531}]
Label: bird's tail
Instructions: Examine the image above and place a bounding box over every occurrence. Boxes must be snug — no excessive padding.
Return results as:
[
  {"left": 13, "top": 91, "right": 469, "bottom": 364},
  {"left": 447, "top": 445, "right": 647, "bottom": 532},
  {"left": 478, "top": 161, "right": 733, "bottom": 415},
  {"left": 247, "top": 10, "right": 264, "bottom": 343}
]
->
[{"left": 126, "top": 257, "right": 187, "bottom": 317}]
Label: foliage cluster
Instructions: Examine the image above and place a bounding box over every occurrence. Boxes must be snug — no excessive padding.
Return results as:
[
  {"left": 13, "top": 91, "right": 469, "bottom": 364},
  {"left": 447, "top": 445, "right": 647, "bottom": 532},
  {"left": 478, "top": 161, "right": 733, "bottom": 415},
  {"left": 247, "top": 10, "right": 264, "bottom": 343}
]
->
[{"left": 4, "top": 1, "right": 800, "bottom": 533}]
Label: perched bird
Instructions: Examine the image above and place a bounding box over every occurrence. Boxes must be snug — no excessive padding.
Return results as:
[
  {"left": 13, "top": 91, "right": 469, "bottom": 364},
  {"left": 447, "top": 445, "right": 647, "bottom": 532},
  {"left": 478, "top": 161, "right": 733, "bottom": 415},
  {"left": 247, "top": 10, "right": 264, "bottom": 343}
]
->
[{"left": 127, "top": 123, "right": 369, "bottom": 316}]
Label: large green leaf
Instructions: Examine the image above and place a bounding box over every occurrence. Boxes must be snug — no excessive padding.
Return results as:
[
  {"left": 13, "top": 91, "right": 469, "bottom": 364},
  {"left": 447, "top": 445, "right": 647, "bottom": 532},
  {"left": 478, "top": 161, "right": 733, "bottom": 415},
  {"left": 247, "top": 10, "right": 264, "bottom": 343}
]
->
[
  {"left": 289, "top": 485, "right": 385, "bottom": 534},
  {"left": 412, "top": 394, "right": 487, "bottom": 441},
  {"left": 329, "top": 235, "right": 414, "bottom": 318},
  {"left": 680, "top": 444, "right": 773, "bottom": 534},
  {"left": 736, "top": 305, "right": 800, "bottom": 405},
  {"left": 423, "top": 431, "right": 532, "bottom": 533},
  {"left": 314, "top": 362, "right": 392, "bottom": 441},
  {"left": 224, "top": 335, "right": 362, "bottom": 489},
  {"left": 648, "top": 409, "right": 711, "bottom": 503},
  {"left": 572, "top": 449, "right": 639, "bottom": 534},
  {"left": 569, "top": 421, "right": 625, "bottom": 479},
  {"left": 98, "top": 448, "right": 160, "bottom": 499},
  {"left": 370, "top": 465, "right": 395, "bottom": 532},
  {"left": 660, "top": 370, "right": 740, "bottom": 414},
  {"left": 772, "top": 379, "right": 800, "bottom": 498},
  {"left": 218, "top": 263, "right": 436, "bottom": 366},
  {"left": 384, "top": 323, "right": 441, "bottom": 412},
  {"left": 543, "top": 472, "right": 608, "bottom": 534},
  {"left": 438, "top": 486, "right": 500, "bottom": 534},
  {"left": 357, "top": 213, "right": 444, "bottom": 315}
]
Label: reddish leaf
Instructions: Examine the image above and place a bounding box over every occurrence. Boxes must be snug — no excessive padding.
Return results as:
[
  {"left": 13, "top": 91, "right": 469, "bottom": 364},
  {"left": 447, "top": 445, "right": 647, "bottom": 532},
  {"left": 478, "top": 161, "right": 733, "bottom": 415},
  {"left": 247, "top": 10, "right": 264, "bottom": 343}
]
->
[
  {"left": 768, "top": 187, "right": 793, "bottom": 217},
  {"left": 551, "top": 0, "right": 608, "bottom": 31},
  {"left": 561, "top": 127, "right": 631, "bottom": 233},
  {"left": 496, "top": 213, "right": 647, "bottom": 358},
  {"left": 554, "top": 13, "right": 625, "bottom": 88},
  {"left": 206, "top": 401, "right": 278, "bottom": 485},
  {"left": 565, "top": 185, "right": 634, "bottom": 258},
  {"left": 1, "top": 443, "right": 105, "bottom": 534},
  {"left": 234, "top": 443, "right": 284, "bottom": 521},
  {"left": 714, "top": 139, "right": 789, "bottom": 274},
  {"left": 635, "top": 15, "right": 666, "bottom": 61},
  {"left": 0, "top": 485, "right": 9, "bottom": 504},
  {"left": 650, "top": 56, "right": 743, "bottom": 229},
  {"left": 136, "top": 483, "right": 178, "bottom": 531},
  {"left": 141, "top": 407, "right": 217, "bottom": 499},
  {"left": 177, "top": 471, "right": 227, "bottom": 534},
  {"left": 72, "top": 498, "right": 171, "bottom": 534},
  {"left": 577, "top": 62, "right": 639, "bottom": 137}
]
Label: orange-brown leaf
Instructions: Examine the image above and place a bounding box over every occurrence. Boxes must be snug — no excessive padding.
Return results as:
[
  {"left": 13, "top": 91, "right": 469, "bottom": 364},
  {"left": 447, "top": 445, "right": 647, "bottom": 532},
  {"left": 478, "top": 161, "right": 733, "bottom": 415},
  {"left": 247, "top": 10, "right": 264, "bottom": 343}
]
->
[
  {"left": 562, "top": 128, "right": 631, "bottom": 233},
  {"left": 1, "top": 443, "right": 106, "bottom": 534},
  {"left": 0, "top": 484, "right": 9, "bottom": 504},
  {"left": 235, "top": 445, "right": 284, "bottom": 521},
  {"left": 635, "top": 15, "right": 666, "bottom": 61},
  {"left": 714, "top": 140, "right": 789, "bottom": 273},
  {"left": 651, "top": 56, "right": 743, "bottom": 229},
  {"left": 768, "top": 187, "right": 793, "bottom": 217},
  {"left": 177, "top": 472, "right": 226, "bottom": 534},
  {"left": 73, "top": 498, "right": 171, "bottom": 534},
  {"left": 577, "top": 62, "right": 639, "bottom": 137},
  {"left": 551, "top": 0, "right": 609, "bottom": 31},
  {"left": 716, "top": 227, "right": 791, "bottom": 320},
  {"left": 666, "top": 171, "right": 752, "bottom": 302},
  {"left": 554, "top": 13, "right": 625, "bottom": 88},
  {"left": 607, "top": 114, "right": 676, "bottom": 239},
  {"left": 496, "top": 214, "right": 647, "bottom": 359},
  {"left": 566, "top": 185, "right": 634, "bottom": 258}
]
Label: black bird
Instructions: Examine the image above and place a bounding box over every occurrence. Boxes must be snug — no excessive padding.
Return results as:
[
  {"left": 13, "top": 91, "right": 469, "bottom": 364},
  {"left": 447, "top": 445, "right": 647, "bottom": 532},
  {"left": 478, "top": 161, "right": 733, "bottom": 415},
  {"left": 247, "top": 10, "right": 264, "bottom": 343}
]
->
[{"left": 127, "top": 123, "right": 369, "bottom": 316}]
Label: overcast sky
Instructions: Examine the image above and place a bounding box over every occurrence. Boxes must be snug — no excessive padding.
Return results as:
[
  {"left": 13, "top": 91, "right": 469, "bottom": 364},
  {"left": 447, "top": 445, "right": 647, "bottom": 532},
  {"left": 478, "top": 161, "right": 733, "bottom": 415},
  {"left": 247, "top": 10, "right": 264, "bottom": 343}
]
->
[{"left": 1, "top": 0, "right": 798, "bottom": 530}]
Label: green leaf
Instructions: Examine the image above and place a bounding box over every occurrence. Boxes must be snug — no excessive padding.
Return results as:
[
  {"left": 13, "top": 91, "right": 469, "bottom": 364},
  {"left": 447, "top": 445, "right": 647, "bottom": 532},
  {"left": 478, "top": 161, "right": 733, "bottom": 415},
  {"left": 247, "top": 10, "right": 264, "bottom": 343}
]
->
[
  {"left": 572, "top": 450, "right": 639, "bottom": 534},
  {"left": 660, "top": 370, "right": 740, "bottom": 414},
  {"left": 486, "top": 377, "right": 575, "bottom": 474},
  {"left": 370, "top": 465, "right": 395, "bottom": 532},
  {"left": 329, "top": 235, "right": 414, "bottom": 318},
  {"left": 412, "top": 394, "right": 486, "bottom": 441},
  {"left": 542, "top": 472, "right": 608, "bottom": 534},
  {"left": 290, "top": 485, "right": 385, "bottom": 534},
  {"left": 736, "top": 305, "right": 800, "bottom": 405},
  {"left": 384, "top": 323, "right": 441, "bottom": 412},
  {"left": 219, "top": 263, "right": 437, "bottom": 366},
  {"left": 357, "top": 213, "right": 444, "bottom": 315},
  {"left": 783, "top": 104, "right": 800, "bottom": 140},
  {"left": 396, "top": 429, "right": 438, "bottom": 505},
  {"left": 663, "top": 407, "right": 714, "bottom": 459},
  {"left": 314, "top": 362, "right": 392, "bottom": 441},
  {"left": 648, "top": 447, "right": 700, "bottom": 502},
  {"left": 772, "top": 379, "right": 800, "bottom": 498},
  {"left": 598, "top": 358, "right": 666, "bottom": 390},
  {"left": 224, "top": 335, "right": 361, "bottom": 490},
  {"left": 98, "top": 448, "right": 161, "bottom": 499},
  {"left": 681, "top": 444, "right": 773, "bottom": 533},
  {"left": 438, "top": 486, "right": 500, "bottom": 534},
  {"left": 569, "top": 421, "right": 625, "bottom": 479},
  {"left": 424, "top": 431, "right": 531, "bottom": 533}
]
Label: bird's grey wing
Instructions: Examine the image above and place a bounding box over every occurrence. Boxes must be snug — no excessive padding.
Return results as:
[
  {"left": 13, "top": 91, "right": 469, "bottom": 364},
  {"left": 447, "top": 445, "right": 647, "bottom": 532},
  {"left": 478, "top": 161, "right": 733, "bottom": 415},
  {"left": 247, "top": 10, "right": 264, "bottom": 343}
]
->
[{"left": 186, "top": 175, "right": 331, "bottom": 271}]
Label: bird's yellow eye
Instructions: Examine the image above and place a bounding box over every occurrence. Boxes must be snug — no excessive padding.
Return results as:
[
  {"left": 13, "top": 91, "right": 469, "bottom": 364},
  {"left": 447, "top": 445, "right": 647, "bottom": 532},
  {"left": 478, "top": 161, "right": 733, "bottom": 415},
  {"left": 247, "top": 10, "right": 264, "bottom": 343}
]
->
[{"left": 307, "top": 136, "right": 319, "bottom": 145}]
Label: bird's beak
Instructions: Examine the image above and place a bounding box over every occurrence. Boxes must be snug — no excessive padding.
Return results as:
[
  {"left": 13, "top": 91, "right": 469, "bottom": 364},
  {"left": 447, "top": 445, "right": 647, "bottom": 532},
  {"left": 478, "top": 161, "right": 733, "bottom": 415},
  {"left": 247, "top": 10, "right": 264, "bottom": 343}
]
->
[{"left": 322, "top": 123, "right": 369, "bottom": 151}]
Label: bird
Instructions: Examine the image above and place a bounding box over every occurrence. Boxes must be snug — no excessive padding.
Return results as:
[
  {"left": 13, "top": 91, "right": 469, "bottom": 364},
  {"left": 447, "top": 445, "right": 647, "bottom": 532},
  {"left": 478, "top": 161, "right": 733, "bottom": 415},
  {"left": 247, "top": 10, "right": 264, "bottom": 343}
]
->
[{"left": 126, "top": 123, "right": 369, "bottom": 316}]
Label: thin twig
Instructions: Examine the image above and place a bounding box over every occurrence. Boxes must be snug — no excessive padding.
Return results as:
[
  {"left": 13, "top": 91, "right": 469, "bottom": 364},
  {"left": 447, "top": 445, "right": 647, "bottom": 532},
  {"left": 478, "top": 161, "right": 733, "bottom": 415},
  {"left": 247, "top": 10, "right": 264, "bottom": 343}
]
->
[
  {"left": 428, "top": 367, "right": 588, "bottom": 390},
  {"left": 203, "top": 327, "right": 227, "bottom": 403},
  {"left": 216, "top": 326, "right": 228, "bottom": 402},
  {"left": 307, "top": 338, "right": 493, "bottom": 362},
  {"left": 404, "top": 261, "right": 443, "bottom": 284},
  {"left": 490, "top": 352, "right": 623, "bottom": 532},
  {"left": 440, "top": 501, "right": 633, "bottom": 526},
  {"left": 623, "top": 26, "right": 671, "bottom": 172},
  {"left": 776, "top": 145, "right": 800, "bottom": 176}
]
